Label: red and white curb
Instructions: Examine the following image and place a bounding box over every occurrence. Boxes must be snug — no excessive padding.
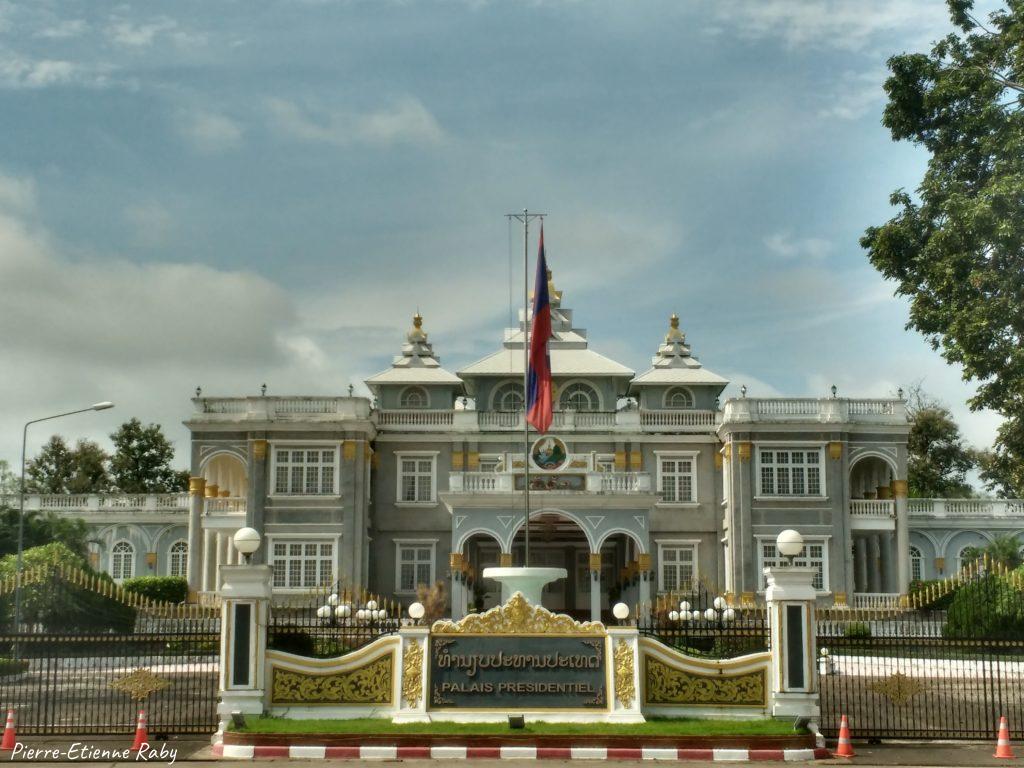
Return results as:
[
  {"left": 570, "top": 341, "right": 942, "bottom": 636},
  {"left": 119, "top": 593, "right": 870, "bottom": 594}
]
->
[{"left": 213, "top": 743, "right": 831, "bottom": 761}]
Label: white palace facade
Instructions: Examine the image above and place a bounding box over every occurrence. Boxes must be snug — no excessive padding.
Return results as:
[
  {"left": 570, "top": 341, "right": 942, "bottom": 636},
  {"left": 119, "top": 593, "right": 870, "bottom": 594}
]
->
[{"left": 17, "top": 274, "right": 1024, "bottom": 616}]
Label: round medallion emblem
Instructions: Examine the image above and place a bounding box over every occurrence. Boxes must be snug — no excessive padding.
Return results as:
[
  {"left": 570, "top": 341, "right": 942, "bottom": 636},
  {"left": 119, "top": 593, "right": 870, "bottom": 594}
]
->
[{"left": 531, "top": 436, "right": 568, "bottom": 471}]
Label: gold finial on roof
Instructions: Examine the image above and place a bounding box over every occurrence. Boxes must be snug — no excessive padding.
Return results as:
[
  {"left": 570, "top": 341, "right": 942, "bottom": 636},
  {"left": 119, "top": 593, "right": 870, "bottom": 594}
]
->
[
  {"left": 407, "top": 312, "right": 428, "bottom": 343},
  {"left": 665, "top": 313, "right": 685, "bottom": 343}
]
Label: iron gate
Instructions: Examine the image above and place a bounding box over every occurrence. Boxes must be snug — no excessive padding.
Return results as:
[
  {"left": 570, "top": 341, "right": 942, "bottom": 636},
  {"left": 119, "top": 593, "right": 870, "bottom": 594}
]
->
[
  {"left": 0, "top": 566, "right": 220, "bottom": 735},
  {"left": 817, "top": 573, "right": 1024, "bottom": 740}
]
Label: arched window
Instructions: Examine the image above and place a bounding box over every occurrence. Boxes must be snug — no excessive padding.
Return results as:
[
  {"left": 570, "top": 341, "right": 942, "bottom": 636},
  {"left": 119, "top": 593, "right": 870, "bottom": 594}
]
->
[
  {"left": 492, "top": 382, "right": 524, "bottom": 411},
  {"left": 559, "top": 382, "right": 599, "bottom": 412},
  {"left": 169, "top": 540, "right": 188, "bottom": 578},
  {"left": 111, "top": 541, "right": 135, "bottom": 582},
  {"left": 664, "top": 387, "right": 695, "bottom": 409},
  {"left": 956, "top": 545, "right": 978, "bottom": 573},
  {"left": 909, "top": 545, "right": 923, "bottom": 582},
  {"left": 399, "top": 386, "right": 429, "bottom": 409}
]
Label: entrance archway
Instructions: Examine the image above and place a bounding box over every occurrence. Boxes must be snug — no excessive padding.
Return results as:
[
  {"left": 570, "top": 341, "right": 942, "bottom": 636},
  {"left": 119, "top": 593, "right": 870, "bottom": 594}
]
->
[{"left": 508, "top": 511, "right": 590, "bottom": 617}]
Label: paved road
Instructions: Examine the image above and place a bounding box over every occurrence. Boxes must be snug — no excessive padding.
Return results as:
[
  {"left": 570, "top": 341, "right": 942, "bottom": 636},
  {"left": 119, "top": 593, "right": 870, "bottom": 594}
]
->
[{"left": 1, "top": 739, "right": 1015, "bottom": 765}]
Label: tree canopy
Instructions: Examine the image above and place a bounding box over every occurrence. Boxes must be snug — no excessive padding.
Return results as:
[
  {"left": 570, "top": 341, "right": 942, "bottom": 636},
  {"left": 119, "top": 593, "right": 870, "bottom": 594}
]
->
[
  {"left": 108, "top": 418, "right": 189, "bottom": 493},
  {"left": 25, "top": 436, "right": 111, "bottom": 494},
  {"left": 905, "top": 386, "right": 976, "bottom": 498},
  {"left": 863, "top": 0, "right": 1024, "bottom": 496}
]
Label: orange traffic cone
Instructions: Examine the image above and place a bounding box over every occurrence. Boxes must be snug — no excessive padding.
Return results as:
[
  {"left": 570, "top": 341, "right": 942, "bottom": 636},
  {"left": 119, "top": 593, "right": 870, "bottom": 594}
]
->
[
  {"left": 834, "top": 714, "right": 855, "bottom": 758},
  {"left": 131, "top": 710, "right": 148, "bottom": 752},
  {"left": 0, "top": 709, "right": 15, "bottom": 751},
  {"left": 995, "top": 716, "right": 1015, "bottom": 759}
]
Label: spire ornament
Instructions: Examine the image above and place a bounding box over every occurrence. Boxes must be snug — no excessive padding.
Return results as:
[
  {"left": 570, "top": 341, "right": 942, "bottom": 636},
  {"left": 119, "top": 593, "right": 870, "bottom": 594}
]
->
[
  {"left": 407, "top": 313, "right": 428, "bottom": 344},
  {"left": 665, "top": 313, "right": 686, "bottom": 344}
]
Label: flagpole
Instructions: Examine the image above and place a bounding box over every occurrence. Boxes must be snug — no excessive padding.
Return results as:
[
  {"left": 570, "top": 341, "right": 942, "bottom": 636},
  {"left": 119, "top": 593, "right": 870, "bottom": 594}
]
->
[{"left": 506, "top": 208, "right": 545, "bottom": 568}]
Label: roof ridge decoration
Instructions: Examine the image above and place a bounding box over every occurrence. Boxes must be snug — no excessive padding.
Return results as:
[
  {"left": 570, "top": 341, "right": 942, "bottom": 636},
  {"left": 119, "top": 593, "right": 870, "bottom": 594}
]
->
[
  {"left": 364, "top": 311, "right": 464, "bottom": 389},
  {"left": 657, "top": 313, "right": 693, "bottom": 363},
  {"left": 430, "top": 592, "right": 606, "bottom": 635}
]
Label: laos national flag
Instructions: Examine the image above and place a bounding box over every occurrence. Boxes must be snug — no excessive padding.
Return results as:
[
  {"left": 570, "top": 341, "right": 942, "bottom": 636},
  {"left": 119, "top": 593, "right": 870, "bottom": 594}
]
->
[{"left": 527, "top": 226, "right": 553, "bottom": 433}]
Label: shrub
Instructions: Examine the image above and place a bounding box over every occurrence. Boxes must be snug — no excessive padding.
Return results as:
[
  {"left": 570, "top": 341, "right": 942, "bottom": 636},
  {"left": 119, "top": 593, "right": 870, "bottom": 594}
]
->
[
  {"left": 843, "top": 621, "right": 872, "bottom": 639},
  {"left": 944, "top": 574, "right": 1024, "bottom": 640},
  {"left": 908, "top": 579, "right": 957, "bottom": 610},
  {"left": 268, "top": 628, "right": 315, "bottom": 657},
  {"left": 416, "top": 580, "right": 449, "bottom": 622},
  {"left": 0, "top": 657, "right": 28, "bottom": 677},
  {"left": 122, "top": 576, "right": 188, "bottom": 604}
]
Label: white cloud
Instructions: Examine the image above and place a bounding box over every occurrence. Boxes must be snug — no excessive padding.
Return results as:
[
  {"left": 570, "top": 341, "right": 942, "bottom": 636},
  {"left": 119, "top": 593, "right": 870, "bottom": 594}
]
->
[
  {"left": 35, "top": 19, "right": 88, "bottom": 40},
  {"left": 0, "top": 55, "right": 110, "bottom": 89},
  {"left": 0, "top": 173, "right": 37, "bottom": 215},
  {"left": 107, "top": 17, "right": 179, "bottom": 48},
  {"left": 123, "top": 201, "right": 174, "bottom": 248},
  {"left": 177, "top": 109, "right": 243, "bottom": 152},
  {"left": 703, "top": 0, "right": 952, "bottom": 53},
  {"left": 764, "top": 230, "right": 832, "bottom": 261},
  {"left": 818, "top": 70, "right": 886, "bottom": 121},
  {"left": 267, "top": 96, "right": 445, "bottom": 147}
]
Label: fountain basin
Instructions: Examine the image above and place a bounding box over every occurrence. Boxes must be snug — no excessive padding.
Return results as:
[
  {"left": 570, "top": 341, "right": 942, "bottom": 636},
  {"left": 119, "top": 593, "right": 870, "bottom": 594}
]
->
[{"left": 481, "top": 566, "right": 568, "bottom": 605}]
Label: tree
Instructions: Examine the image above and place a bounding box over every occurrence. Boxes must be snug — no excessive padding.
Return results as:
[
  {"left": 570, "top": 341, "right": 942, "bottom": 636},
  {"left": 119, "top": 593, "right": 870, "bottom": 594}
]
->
[
  {"left": 24, "top": 436, "right": 110, "bottom": 494},
  {"left": 0, "top": 506, "right": 90, "bottom": 559},
  {"left": 863, "top": 1, "right": 1024, "bottom": 498},
  {"left": 904, "top": 385, "right": 976, "bottom": 498},
  {"left": 960, "top": 533, "right": 1023, "bottom": 571},
  {"left": 0, "top": 461, "right": 17, "bottom": 496},
  {"left": 109, "top": 419, "right": 188, "bottom": 493}
]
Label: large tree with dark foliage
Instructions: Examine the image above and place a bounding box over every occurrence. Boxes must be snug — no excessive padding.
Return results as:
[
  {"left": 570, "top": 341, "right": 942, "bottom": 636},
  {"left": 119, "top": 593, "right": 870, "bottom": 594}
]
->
[
  {"left": 863, "top": 0, "right": 1024, "bottom": 497},
  {"left": 109, "top": 418, "right": 188, "bottom": 493},
  {"left": 905, "top": 386, "right": 976, "bottom": 498}
]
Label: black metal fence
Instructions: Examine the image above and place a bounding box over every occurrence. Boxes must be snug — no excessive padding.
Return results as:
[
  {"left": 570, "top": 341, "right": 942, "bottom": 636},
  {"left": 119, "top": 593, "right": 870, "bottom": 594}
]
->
[
  {"left": 0, "top": 568, "right": 220, "bottom": 735},
  {"left": 638, "top": 583, "right": 769, "bottom": 659},
  {"left": 268, "top": 584, "right": 400, "bottom": 658},
  {"left": 818, "top": 572, "right": 1024, "bottom": 740}
]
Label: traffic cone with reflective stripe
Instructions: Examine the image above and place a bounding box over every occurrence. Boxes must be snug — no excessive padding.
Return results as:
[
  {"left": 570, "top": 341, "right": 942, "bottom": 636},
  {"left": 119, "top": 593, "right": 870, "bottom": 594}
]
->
[
  {"left": 834, "top": 714, "right": 855, "bottom": 758},
  {"left": 995, "top": 716, "right": 1015, "bottom": 759},
  {"left": 0, "top": 709, "right": 15, "bottom": 751},
  {"left": 131, "top": 710, "right": 148, "bottom": 752}
]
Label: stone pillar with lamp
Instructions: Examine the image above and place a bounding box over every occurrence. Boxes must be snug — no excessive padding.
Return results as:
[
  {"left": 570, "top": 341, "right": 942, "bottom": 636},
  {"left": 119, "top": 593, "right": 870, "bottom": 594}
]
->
[
  {"left": 216, "top": 527, "right": 272, "bottom": 734},
  {"left": 394, "top": 601, "right": 430, "bottom": 723},
  {"left": 765, "top": 529, "right": 821, "bottom": 722}
]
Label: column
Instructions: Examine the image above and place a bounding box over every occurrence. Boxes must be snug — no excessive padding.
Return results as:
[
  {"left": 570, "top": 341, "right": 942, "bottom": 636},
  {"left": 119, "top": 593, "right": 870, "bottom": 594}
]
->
[
  {"left": 589, "top": 552, "right": 601, "bottom": 622},
  {"left": 855, "top": 536, "right": 868, "bottom": 594},
  {"left": 637, "top": 553, "right": 652, "bottom": 619},
  {"left": 449, "top": 553, "right": 464, "bottom": 621},
  {"left": 217, "top": 561, "right": 273, "bottom": 732},
  {"left": 868, "top": 535, "right": 881, "bottom": 593},
  {"left": 202, "top": 529, "right": 216, "bottom": 593},
  {"left": 765, "top": 566, "right": 821, "bottom": 720},
  {"left": 187, "top": 478, "right": 205, "bottom": 596},
  {"left": 248, "top": 440, "right": 268, "bottom": 564},
  {"left": 394, "top": 626, "right": 430, "bottom": 723},
  {"left": 216, "top": 533, "right": 229, "bottom": 592},
  {"left": 607, "top": 626, "right": 645, "bottom": 723},
  {"left": 893, "top": 479, "right": 910, "bottom": 595}
]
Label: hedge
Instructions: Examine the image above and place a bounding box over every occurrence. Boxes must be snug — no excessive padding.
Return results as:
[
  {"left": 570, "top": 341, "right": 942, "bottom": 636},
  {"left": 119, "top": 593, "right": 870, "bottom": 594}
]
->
[{"left": 122, "top": 576, "right": 188, "bottom": 604}]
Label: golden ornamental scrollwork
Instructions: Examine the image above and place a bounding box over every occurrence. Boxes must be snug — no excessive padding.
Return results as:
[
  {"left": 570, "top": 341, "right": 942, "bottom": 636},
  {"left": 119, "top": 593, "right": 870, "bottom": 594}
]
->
[
  {"left": 868, "top": 671, "right": 926, "bottom": 706},
  {"left": 431, "top": 593, "right": 605, "bottom": 635},
  {"left": 109, "top": 668, "right": 172, "bottom": 700},
  {"left": 402, "top": 640, "right": 424, "bottom": 708},
  {"left": 613, "top": 640, "right": 636, "bottom": 709},
  {"left": 644, "top": 657, "right": 766, "bottom": 707},
  {"left": 271, "top": 655, "right": 393, "bottom": 705}
]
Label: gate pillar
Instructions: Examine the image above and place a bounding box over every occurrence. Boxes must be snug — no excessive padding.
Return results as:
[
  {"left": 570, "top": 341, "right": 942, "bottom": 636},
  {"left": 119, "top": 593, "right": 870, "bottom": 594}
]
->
[
  {"left": 217, "top": 563, "right": 273, "bottom": 731},
  {"left": 394, "top": 626, "right": 430, "bottom": 723},
  {"left": 764, "top": 566, "right": 820, "bottom": 721}
]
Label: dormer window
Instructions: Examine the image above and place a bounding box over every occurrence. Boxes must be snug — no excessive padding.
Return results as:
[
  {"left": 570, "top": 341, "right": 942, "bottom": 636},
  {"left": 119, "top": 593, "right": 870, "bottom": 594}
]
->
[
  {"left": 492, "top": 381, "right": 524, "bottom": 411},
  {"left": 559, "top": 381, "right": 600, "bottom": 412},
  {"left": 399, "top": 386, "right": 429, "bottom": 409},
  {"left": 664, "top": 387, "right": 695, "bottom": 409}
]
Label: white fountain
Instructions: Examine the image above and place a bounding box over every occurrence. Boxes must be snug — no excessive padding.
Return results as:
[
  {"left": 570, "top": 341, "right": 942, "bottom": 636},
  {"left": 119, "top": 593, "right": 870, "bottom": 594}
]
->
[{"left": 481, "top": 566, "right": 567, "bottom": 606}]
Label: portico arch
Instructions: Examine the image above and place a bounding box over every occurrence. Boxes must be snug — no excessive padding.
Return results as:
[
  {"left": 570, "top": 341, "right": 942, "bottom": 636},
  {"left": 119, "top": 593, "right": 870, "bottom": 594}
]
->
[
  {"left": 503, "top": 507, "right": 596, "bottom": 554},
  {"left": 595, "top": 527, "right": 648, "bottom": 554},
  {"left": 200, "top": 451, "right": 248, "bottom": 497}
]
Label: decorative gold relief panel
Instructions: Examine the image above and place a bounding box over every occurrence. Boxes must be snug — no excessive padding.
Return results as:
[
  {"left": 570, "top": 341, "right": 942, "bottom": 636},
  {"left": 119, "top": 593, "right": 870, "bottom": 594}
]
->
[
  {"left": 868, "top": 672, "right": 926, "bottom": 706},
  {"left": 109, "top": 668, "right": 172, "bottom": 700},
  {"left": 271, "top": 654, "right": 393, "bottom": 705},
  {"left": 402, "top": 640, "right": 424, "bottom": 708},
  {"left": 613, "top": 640, "right": 636, "bottom": 709},
  {"left": 431, "top": 593, "right": 605, "bottom": 635},
  {"left": 644, "top": 657, "right": 766, "bottom": 707}
]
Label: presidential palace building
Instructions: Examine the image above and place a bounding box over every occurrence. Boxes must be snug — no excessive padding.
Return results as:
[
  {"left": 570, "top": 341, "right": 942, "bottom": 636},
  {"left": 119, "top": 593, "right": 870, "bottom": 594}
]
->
[{"left": 17, "top": 272, "right": 1024, "bottom": 617}]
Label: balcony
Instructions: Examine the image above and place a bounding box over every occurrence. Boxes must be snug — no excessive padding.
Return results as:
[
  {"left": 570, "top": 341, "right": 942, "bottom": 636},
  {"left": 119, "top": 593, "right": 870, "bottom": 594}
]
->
[
  {"left": 12, "top": 493, "right": 190, "bottom": 517},
  {"left": 448, "top": 471, "right": 652, "bottom": 494},
  {"left": 722, "top": 397, "right": 907, "bottom": 426},
  {"left": 849, "top": 499, "right": 896, "bottom": 530},
  {"left": 376, "top": 408, "right": 719, "bottom": 433},
  {"left": 909, "top": 498, "right": 1024, "bottom": 518},
  {"left": 189, "top": 396, "right": 371, "bottom": 423}
]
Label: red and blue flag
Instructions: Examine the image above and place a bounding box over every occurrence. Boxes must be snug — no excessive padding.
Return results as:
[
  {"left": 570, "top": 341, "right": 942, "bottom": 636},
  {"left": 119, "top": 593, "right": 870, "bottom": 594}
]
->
[{"left": 527, "top": 226, "right": 553, "bottom": 433}]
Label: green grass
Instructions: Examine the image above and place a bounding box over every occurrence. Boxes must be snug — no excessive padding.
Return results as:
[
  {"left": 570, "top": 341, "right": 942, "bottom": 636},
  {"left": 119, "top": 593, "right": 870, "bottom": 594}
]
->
[{"left": 233, "top": 716, "right": 800, "bottom": 737}]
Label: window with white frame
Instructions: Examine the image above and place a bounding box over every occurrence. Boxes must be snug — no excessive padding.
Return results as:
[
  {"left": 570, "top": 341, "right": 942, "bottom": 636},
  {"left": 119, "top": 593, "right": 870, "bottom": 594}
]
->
[
  {"left": 664, "top": 387, "right": 695, "bottom": 409},
  {"left": 396, "top": 542, "right": 435, "bottom": 593},
  {"left": 478, "top": 454, "right": 503, "bottom": 473},
  {"left": 759, "top": 539, "right": 828, "bottom": 591},
  {"left": 273, "top": 447, "right": 337, "bottom": 495},
  {"left": 270, "top": 540, "right": 334, "bottom": 589},
  {"left": 169, "top": 540, "right": 188, "bottom": 578},
  {"left": 559, "top": 382, "right": 599, "bottom": 412},
  {"left": 111, "top": 541, "right": 135, "bottom": 581},
  {"left": 658, "top": 544, "right": 697, "bottom": 592},
  {"left": 492, "top": 382, "right": 524, "bottom": 411},
  {"left": 398, "top": 453, "right": 436, "bottom": 503},
  {"left": 909, "top": 545, "right": 923, "bottom": 582},
  {"left": 399, "top": 386, "right": 429, "bottom": 409},
  {"left": 758, "top": 448, "right": 823, "bottom": 496},
  {"left": 658, "top": 453, "right": 696, "bottom": 503}
]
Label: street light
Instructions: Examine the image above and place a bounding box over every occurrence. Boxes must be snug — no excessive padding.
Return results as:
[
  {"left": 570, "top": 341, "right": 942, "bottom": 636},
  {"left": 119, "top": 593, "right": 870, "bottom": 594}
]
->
[
  {"left": 776, "top": 529, "right": 804, "bottom": 566},
  {"left": 232, "top": 527, "right": 261, "bottom": 563},
  {"left": 15, "top": 401, "right": 115, "bottom": 635}
]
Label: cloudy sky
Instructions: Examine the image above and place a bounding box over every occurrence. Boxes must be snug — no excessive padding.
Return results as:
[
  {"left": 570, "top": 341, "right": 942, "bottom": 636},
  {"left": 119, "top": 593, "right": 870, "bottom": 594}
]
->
[{"left": 0, "top": 0, "right": 1004, "bottom": 472}]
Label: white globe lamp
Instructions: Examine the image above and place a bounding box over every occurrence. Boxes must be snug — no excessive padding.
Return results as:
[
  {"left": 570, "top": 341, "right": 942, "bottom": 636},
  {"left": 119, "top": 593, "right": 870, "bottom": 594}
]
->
[
  {"left": 713, "top": 596, "right": 726, "bottom": 611},
  {"left": 612, "top": 602, "right": 630, "bottom": 622},
  {"left": 703, "top": 607, "right": 717, "bottom": 622},
  {"left": 366, "top": 599, "right": 378, "bottom": 611},
  {"left": 408, "top": 602, "right": 425, "bottom": 623},
  {"left": 776, "top": 529, "right": 805, "bottom": 565},
  {"left": 679, "top": 601, "right": 691, "bottom": 613},
  {"left": 355, "top": 609, "right": 368, "bottom": 622},
  {"left": 316, "top": 605, "right": 331, "bottom": 619},
  {"left": 722, "top": 608, "right": 736, "bottom": 622},
  {"left": 668, "top": 610, "right": 680, "bottom": 622},
  {"left": 232, "top": 527, "right": 261, "bottom": 562},
  {"left": 327, "top": 593, "right": 339, "bottom": 606},
  {"left": 335, "top": 604, "right": 351, "bottom": 619}
]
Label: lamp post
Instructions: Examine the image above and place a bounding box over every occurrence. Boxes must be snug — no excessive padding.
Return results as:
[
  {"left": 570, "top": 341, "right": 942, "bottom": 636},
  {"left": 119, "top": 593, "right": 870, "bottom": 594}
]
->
[
  {"left": 15, "top": 402, "right": 114, "bottom": 635},
  {"left": 776, "top": 529, "right": 804, "bottom": 566},
  {"left": 232, "top": 527, "right": 261, "bottom": 563}
]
